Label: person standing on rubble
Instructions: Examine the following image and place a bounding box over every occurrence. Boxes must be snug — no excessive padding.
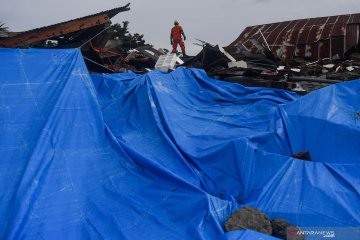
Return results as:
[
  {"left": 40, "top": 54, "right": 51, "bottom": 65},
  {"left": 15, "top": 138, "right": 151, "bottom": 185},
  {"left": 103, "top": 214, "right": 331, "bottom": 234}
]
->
[{"left": 170, "top": 20, "right": 187, "bottom": 56}]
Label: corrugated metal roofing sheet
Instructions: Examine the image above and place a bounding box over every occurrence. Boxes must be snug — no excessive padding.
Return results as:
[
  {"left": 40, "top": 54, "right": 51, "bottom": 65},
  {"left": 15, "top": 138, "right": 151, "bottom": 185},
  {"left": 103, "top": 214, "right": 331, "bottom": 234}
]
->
[
  {"left": 0, "top": 3, "right": 130, "bottom": 48},
  {"left": 228, "top": 13, "right": 360, "bottom": 60},
  {"left": 11, "top": 3, "right": 130, "bottom": 36}
]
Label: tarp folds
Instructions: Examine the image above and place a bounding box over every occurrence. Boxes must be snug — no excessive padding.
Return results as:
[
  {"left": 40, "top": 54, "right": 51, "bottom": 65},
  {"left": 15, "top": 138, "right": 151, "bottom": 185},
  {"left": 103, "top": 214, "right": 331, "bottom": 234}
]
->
[{"left": 0, "top": 48, "right": 359, "bottom": 239}]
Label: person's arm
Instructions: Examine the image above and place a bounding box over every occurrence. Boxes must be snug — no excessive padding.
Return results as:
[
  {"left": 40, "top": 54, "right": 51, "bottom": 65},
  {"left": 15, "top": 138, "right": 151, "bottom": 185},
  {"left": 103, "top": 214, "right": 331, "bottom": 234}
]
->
[
  {"left": 182, "top": 31, "right": 186, "bottom": 41},
  {"left": 181, "top": 27, "right": 186, "bottom": 40},
  {"left": 170, "top": 30, "right": 173, "bottom": 44}
]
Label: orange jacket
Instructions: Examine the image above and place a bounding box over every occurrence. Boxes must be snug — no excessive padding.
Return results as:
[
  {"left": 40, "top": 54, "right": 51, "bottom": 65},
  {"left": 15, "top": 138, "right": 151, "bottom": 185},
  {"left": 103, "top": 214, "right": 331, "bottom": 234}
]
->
[{"left": 171, "top": 25, "right": 184, "bottom": 40}]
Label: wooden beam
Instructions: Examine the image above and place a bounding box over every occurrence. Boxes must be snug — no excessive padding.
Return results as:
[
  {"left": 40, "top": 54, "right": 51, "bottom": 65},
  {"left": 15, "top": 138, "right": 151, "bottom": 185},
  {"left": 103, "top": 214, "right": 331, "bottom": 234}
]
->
[{"left": 0, "top": 14, "right": 111, "bottom": 47}]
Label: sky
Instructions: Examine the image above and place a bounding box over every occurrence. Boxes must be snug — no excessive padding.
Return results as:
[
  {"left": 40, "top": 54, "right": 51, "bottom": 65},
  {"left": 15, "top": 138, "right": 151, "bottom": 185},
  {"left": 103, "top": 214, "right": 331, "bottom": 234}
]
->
[{"left": 1, "top": 0, "right": 359, "bottom": 55}]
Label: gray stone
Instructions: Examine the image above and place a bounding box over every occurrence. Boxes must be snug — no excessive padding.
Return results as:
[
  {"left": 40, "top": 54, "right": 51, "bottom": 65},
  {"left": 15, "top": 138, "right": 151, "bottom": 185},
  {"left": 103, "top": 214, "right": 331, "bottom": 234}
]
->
[{"left": 224, "top": 206, "right": 272, "bottom": 235}]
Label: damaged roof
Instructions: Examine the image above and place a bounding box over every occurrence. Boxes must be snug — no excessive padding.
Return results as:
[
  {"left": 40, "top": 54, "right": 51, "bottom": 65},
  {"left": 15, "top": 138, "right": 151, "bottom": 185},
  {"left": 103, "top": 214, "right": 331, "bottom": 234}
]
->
[
  {"left": 228, "top": 13, "right": 360, "bottom": 60},
  {"left": 0, "top": 3, "right": 130, "bottom": 48}
]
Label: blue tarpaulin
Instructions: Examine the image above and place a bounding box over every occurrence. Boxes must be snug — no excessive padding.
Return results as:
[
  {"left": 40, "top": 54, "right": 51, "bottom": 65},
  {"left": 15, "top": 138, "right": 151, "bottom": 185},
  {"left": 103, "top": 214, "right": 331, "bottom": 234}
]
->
[{"left": 0, "top": 48, "right": 359, "bottom": 239}]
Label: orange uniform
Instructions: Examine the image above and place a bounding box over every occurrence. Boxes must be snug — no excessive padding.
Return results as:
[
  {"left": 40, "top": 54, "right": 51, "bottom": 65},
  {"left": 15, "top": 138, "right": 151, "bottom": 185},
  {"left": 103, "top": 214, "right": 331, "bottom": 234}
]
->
[{"left": 171, "top": 25, "right": 186, "bottom": 54}]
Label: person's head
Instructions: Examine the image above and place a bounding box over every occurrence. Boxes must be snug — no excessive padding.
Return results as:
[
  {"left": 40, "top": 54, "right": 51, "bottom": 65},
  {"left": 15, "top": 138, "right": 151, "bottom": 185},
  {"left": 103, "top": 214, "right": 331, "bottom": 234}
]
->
[{"left": 174, "top": 20, "right": 179, "bottom": 26}]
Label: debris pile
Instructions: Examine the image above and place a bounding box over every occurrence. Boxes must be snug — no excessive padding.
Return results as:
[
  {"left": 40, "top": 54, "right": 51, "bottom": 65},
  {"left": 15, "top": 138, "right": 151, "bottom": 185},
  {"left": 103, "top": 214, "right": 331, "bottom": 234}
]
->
[
  {"left": 182, "top": 41, "right": 360, "bottom": 94},
  {"left": 0, "top": 3, "right": 165, "bottom": 73},
  {"left": 224, "top": 206, "right": 303, "bottom": 240},
  {"left": 89, "top": 45, "right": 164, "bottom": 73},
  {"left": 183, "top": 13, "right": 360, "bottom": 94},
  {"left": 2, "top": 7, "right": 360, "bottom": 93}
]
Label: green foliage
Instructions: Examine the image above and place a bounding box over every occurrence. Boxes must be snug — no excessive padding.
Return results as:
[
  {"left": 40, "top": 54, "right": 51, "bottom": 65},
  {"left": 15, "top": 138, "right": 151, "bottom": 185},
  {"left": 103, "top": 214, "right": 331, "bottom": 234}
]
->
[
  {"left": 0, "top": 22, "right": 9, "bottom": 32},
  {"left": 110, "top": 21, "right": 148, "bottom": 52}
]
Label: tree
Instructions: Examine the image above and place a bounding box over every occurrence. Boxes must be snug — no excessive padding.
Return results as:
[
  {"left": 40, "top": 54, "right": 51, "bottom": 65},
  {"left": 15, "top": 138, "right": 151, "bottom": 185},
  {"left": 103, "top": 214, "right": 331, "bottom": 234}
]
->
[
  {"left": 0, "top": 22, "right": 9, "bottom": 32},
  {"left": 110, "top": 21, "right": 148, "bottom": 53}
]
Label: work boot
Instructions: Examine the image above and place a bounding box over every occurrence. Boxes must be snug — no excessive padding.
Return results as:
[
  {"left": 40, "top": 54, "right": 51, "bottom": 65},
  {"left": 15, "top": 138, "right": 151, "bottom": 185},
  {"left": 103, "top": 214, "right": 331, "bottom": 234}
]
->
[{"left": 182, "top": 50, "right": 187, "bottom": 57}]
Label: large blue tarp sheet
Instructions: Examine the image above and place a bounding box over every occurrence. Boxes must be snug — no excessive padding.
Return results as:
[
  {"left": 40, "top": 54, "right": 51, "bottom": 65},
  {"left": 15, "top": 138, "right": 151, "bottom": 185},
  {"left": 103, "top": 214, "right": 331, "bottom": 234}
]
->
[{"left": 0, "top": 48, "right": 359, "bottom": 239}]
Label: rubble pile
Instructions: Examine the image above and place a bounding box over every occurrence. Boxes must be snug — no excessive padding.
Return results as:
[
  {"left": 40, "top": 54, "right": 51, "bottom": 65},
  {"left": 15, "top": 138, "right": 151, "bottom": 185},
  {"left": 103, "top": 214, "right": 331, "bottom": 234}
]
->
[
  {"left": 2, "top": 7, "right": 360, "bottom": 92},
  {"left": 182, "top": 42, "right": 360, "bottom": 94},
  {"left": 98, "top": 45, "right": 164, "bottom": 73},
  {"left": 0, "top": 4, "right": 166, "bottom": 74},
  {"left": 181, "top": 13, "right": 360, "bottom": 94}
]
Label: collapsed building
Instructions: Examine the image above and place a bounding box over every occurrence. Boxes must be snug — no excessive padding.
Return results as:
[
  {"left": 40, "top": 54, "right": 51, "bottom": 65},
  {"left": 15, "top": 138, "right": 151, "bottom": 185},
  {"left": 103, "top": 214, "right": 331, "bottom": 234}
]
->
[
  {"left": 0, "top": 3, "right": 163, "bottom": 73},
  {"left": 0, "top": 4, "right": 131, "bottom": 49},
  {"left": 229, "top": 13, "right": 360, "bottom": 61},
  {"left": 184, "top": 13, "right": 360, "bottom": 94},
  {"left": 2, "top": 9, "right": 360, "bottom": 93}
]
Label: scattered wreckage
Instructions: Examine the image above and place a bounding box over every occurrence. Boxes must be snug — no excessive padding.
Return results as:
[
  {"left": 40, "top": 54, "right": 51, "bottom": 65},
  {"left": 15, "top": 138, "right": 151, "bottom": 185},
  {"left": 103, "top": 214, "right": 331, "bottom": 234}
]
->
[
  {"left": 183, "top": 41, "right": 360, "bottom": 94},
  {"left": 183, "top": 13, "right": 360, "bottom": 94},
  {"left": 161, "top": 12, "right": 360, "bottom": 94},
  {"left": 1, "top": 7, "right": 360, "bottom": 94},
  {"left": 0, "top": 3, "right": 161, "bottom": 73}
]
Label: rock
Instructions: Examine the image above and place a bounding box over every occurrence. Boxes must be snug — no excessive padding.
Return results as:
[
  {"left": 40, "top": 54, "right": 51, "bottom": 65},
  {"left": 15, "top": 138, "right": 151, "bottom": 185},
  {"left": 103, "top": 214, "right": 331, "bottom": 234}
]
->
[
  {"left": 271, "top": 218, "right": 291, "bottom": 239},
  {"left": 224, "top": 206, "right": 272, "bottom": 235},
  {"left": 271, "top": 218, "right": 304, "bottom": 240}
]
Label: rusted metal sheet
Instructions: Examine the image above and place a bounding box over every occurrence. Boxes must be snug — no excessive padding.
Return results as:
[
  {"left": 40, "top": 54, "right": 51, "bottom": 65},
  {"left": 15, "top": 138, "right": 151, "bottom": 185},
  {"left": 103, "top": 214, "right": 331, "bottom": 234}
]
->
[
  {"left": 0, "top": 14, "right": 112, "bottom": 47},
  {"left": 350, "top": 14, "right": 360, "bottom": 24},
  {"left": 0, "top": 4, "right": 130, "bottom": 48},
  {"left": 320, "top": 23, "right": 334, "bottom": 39},
  {"left": 332, "top": 37, "right": 345, "bottom": 58},
  {"left": 346, "top": 24, "right": 359, "bottom": 52},
  {"left": 228, "top": 13, "right": 360, "bottom": 60},
  {"left": 318, "top": 39, "right": 330, "bottom": 59}
]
